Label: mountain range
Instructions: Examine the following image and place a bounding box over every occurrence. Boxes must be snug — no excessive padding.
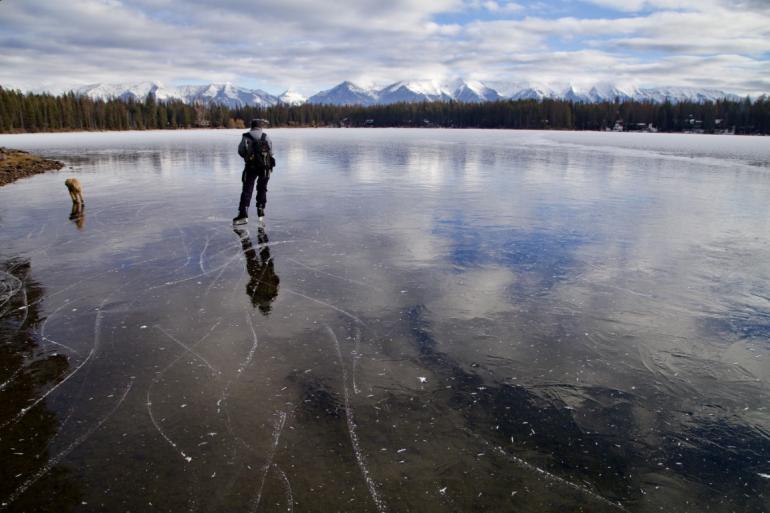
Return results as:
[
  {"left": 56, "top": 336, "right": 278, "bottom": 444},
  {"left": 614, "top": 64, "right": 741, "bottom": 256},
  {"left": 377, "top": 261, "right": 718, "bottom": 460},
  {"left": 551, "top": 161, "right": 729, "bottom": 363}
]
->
[
  {"left": 75, "top": 82, "right": 303, "bottom": 108},
  {"left": 74, "top": 79, "right": 747, "bottom": 108}
]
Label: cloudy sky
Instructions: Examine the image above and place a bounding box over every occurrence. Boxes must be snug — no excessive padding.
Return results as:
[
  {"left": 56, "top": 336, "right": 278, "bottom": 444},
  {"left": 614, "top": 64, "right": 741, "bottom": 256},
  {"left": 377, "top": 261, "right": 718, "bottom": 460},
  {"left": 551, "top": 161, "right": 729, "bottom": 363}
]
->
[{"left": 1, "top": 0, "right": 768, "bottom": 96}]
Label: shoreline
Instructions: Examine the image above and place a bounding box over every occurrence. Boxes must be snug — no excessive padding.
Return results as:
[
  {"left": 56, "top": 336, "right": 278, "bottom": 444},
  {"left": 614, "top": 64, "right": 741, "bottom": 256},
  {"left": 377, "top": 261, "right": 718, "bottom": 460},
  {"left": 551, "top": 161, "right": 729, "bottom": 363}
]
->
[
  {"left": 0, "top": 147, "right": 65, "bottom": 187},
  {"left": 0, "top": 126, "right": 764, "bottom": 137}
]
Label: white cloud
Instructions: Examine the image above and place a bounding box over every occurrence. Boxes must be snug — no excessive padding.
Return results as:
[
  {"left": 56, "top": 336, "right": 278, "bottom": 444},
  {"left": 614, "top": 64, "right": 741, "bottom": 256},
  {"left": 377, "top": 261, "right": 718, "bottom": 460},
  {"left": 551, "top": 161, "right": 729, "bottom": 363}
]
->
[
  {"left": 583, "top": 0, "right": 711, "bottom": 12},
  {"left": 0, "top": 0, "right": 767, "bottom": 96}
]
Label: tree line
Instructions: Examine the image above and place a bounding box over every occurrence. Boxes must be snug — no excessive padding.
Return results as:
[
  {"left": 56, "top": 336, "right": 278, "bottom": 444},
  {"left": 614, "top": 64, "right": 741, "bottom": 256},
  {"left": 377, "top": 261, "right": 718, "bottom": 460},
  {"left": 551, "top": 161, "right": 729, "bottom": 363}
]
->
[{"left": 1, "top": 86, "right": 768, "bottom": 134}]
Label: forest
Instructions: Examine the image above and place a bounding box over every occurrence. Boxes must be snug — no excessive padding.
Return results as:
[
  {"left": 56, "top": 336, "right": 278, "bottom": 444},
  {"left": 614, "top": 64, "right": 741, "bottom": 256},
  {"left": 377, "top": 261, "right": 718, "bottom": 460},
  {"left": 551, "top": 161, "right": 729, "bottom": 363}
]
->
[{"left": 1, "top": 86, "right": 768, "bottom": 134}]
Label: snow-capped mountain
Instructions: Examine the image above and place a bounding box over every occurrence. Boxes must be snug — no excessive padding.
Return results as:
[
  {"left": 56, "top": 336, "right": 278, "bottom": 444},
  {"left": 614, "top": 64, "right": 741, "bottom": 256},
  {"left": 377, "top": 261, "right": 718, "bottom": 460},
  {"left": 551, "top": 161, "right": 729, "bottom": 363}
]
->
[
  {"left": 587, "top": 83, "right": 638, "bottom": 103},
  {"left": 490, "top": 81, "right": 742, "bottom": 104},
  {"left": 77, "top": 82, "right": 181, "bottom": 102},
  {"left": 76, "top": 82, "right": 279, "bottom": 108},
  {"left": 185, "top": 83, "right": 277, "bottom": 108},
  {"left": 449, "top": 79, "right": 501, "bottom": 103},
  {"left": 377, "top": 79, "right": 503, "bottom": 104},
  {"left": 73, "top": 79, "right": 751, "bottom": 108},
  {"left": 306, "top": 81, "right": 378, "bottom": 106},
  {"left": 492, "top": 81, "right": 556, "bottom": 101},
  {"left": 307, "top": 79, "right": 503, "bottom": 105},
  {"left": 635, "top": 86, "right": 741, "bottom": 104},
  {"left": 278, "top": 90, "right": 307, "bottom": 106},
  {"left": 562, "top": 84, "right": 586, "bottom": 103},
  {"left": 511, "top": 87, "right": 554, "bottom": 101},
  {"left": 377, "top": 80, "right": 454, "bottom": 104}
]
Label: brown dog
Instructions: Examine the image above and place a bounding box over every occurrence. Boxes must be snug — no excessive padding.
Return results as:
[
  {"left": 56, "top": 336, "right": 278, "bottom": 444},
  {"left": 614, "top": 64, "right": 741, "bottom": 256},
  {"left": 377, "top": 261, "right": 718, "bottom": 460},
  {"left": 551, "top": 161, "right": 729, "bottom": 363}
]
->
[{"left": 64, "top": 178, "right": 84, "bottom": 205}]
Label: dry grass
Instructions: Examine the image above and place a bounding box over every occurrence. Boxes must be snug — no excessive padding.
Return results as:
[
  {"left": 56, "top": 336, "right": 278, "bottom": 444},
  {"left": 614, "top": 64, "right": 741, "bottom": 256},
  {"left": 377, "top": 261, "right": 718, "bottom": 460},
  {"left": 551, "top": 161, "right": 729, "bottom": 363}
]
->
[{"left": 0, "top": 147, "right": 64, "bottom": 186}]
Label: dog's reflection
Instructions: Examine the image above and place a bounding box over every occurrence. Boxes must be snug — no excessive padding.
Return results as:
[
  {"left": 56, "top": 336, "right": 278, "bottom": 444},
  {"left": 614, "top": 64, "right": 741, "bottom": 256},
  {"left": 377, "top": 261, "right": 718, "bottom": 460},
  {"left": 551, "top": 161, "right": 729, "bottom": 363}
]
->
[
  {"left": 233, "top": 226, "right": 280, "bottom": 314},
  {"left": 69, "top": 203, "right": 85, "bottom": 230}
]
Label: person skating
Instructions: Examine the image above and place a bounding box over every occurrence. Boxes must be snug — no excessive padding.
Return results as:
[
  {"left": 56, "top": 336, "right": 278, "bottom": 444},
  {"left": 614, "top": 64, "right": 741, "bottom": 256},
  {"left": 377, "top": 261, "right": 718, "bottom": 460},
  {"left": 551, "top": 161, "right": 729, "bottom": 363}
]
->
[{"left": 233, "top": 119, "right": 275, "bottom": 225}]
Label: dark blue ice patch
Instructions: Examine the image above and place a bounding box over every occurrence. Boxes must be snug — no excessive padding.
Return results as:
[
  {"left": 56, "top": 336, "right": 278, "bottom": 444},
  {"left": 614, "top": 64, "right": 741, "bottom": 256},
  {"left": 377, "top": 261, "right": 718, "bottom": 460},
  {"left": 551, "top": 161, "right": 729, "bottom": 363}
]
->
[
  {"left": 703, "top": 307, "right": 770, "bottom": 343},
  {"left": 662, "top": 419, "right": 770, "bottom": 498},
  {"left": 433, "top": 214, "right": 589, "bottom": 291},
  {"left": 730, "top": 319, "right": 770, "bottom": 339}
]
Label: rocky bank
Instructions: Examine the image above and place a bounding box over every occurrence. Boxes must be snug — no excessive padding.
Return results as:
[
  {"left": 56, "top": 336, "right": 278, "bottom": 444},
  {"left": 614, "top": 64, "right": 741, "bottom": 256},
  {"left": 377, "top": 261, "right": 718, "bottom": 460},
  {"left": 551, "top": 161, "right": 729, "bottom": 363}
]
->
[{"left": 0, "top": 147, "right": 64, "bottom": 186}]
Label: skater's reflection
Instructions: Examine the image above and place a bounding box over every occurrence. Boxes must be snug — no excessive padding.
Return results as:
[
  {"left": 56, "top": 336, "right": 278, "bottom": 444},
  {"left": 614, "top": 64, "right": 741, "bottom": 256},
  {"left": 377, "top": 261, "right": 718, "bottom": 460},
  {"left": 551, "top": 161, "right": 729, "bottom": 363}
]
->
[
  {"left": 69, "top": 203, "right": 85, "bottom": 230},
  {"left": 233, "top": 226, "right": 280, "bottom": 314}
]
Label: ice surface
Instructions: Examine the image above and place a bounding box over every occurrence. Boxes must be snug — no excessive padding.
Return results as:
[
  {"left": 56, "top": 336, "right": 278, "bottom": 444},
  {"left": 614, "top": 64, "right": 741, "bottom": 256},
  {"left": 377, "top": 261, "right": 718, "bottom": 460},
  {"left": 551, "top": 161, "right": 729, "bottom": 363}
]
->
[{"left": 1, "top": 128, "right": 769, "bottom": 512}]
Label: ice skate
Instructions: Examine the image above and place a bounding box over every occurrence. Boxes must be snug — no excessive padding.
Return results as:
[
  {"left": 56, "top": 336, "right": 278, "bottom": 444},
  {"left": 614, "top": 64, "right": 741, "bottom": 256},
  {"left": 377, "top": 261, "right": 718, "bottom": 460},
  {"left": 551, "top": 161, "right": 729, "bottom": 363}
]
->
[{"left": 232, "top": 212, "right": 248, "bottom": 225}]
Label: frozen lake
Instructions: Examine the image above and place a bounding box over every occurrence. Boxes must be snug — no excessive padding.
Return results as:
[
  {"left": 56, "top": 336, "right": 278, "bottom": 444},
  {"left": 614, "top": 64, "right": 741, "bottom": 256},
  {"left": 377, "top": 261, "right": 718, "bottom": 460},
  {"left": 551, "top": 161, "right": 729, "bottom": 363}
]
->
[{"left": 1, "top": 128, "right": 769, "bottom": 512}]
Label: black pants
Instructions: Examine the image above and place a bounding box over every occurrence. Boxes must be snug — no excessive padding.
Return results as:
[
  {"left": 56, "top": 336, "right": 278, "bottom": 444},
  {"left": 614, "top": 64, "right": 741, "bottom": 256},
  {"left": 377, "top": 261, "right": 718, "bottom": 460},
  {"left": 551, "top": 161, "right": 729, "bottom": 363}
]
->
[{"left": 238, "top": 166, "right": 270, "bottom": 215}]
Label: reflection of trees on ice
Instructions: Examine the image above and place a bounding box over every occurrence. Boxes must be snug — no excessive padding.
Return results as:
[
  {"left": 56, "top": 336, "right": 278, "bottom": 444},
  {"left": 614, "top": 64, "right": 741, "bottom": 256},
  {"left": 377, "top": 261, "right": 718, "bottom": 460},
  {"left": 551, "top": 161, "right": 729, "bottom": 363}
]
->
[
  {"left": 0, "top": 295, "right": 110, "bottom": 432},
  {"left": 0, "top": 259, "right": 81, "bottom": 511},
  {"left": 0, "top": 252, "right": 204, "bottom": 511},
  {"left": 0, "top": 270, "right": 22, "bottom": 309},
  {"left": 2, "top": 379, "right": 134, "bottom": 512}
]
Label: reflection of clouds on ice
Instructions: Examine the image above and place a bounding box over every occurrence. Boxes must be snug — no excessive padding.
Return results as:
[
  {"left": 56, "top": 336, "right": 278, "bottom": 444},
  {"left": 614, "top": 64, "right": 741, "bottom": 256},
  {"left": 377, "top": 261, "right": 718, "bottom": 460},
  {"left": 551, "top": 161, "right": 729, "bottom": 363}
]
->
[
  {"left": 280, "top": 134, "right": 315, "bottom": 178},
  {"left": 460, "top": 148, "right": 486, "bottom": 192},
  {"left": 538, "top": 131, "right": 770, "bottom": 170},
  {"left": 427, "top": 267, "right": 517, "bottom": 320},
  {"left": 2, "top": 128, "right": 770, "bottom": 513},
  {"left": 389, "top": 221, "right": 447, "bottom": 268},
  {"left": 402, "top": 144, "right": 444, "bottom": 186}
]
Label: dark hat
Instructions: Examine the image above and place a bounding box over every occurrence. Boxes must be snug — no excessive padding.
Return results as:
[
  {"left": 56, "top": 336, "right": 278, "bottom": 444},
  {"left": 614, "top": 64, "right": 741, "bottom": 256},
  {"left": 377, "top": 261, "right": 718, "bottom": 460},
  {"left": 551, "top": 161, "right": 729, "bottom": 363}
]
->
[{"left": 251, "top": 118, "right": 269, "bottom": 129}]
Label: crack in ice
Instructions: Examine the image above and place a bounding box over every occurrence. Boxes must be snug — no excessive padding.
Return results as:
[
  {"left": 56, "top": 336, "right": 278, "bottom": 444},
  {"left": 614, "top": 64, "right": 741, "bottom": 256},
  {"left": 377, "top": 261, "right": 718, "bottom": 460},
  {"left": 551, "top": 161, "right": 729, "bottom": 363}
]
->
[
  {"left": 0, "top": 296, "right": 110, "bottom": 432},
  {"left": 467, "top": 429, "right": 631, "bottom": 513},
  {"left": 145, "top": 321, "right": 221, "bottom": 463},
  {"left": 155, "top": 326, "right": 220, "bottom": 375},
  {"left": 0, "top": 377, "right": 134, "bottom": 510},
  {"left": 283, "top": 288, "right": 364, "bottom": 325},
  {"left": 274, "top": 464, "right": 294, "bottom": 513},
  {"left": 327, "top": 325, "right": 386, "bottom": 513},
  {"left": 250, "top": 411, "right": 287, "bottom": 513}
]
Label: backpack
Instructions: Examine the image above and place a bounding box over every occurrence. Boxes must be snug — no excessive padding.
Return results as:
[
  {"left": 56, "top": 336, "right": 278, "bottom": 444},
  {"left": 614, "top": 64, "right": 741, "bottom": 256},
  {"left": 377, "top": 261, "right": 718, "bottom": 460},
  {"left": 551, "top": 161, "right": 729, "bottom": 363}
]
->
[{"left": 242, "top": 132, "right": 274, "bottom": 171}]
